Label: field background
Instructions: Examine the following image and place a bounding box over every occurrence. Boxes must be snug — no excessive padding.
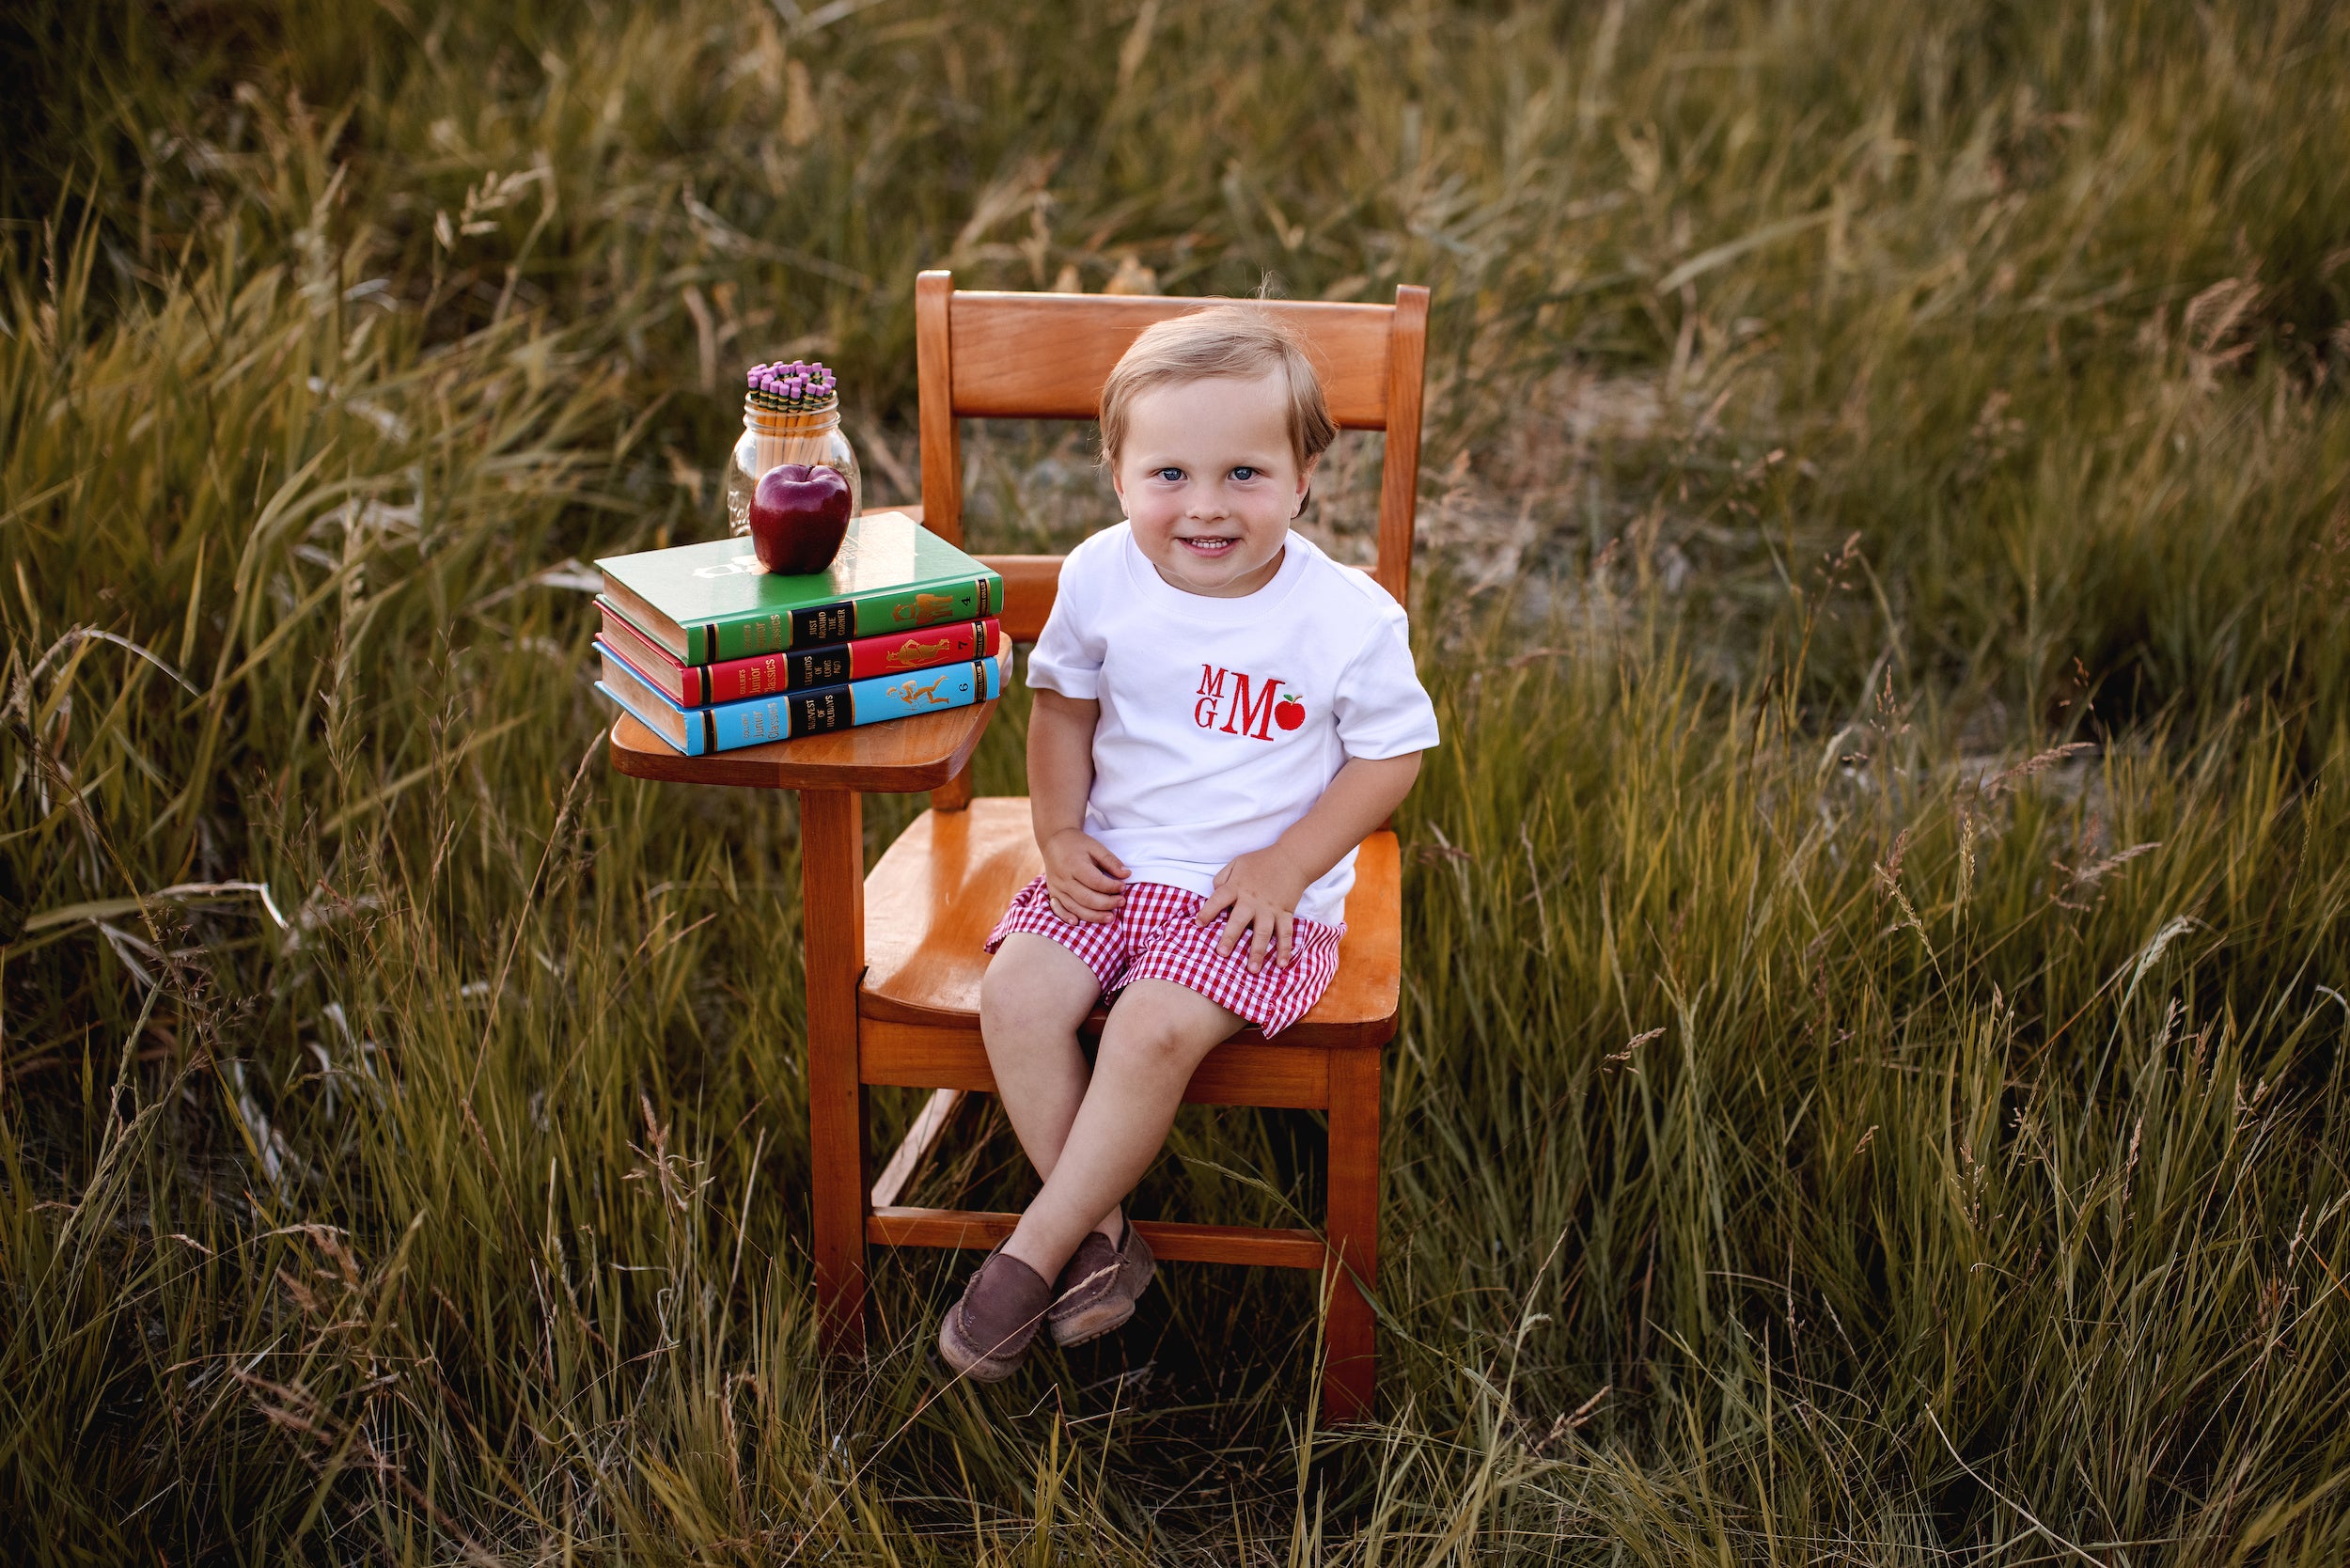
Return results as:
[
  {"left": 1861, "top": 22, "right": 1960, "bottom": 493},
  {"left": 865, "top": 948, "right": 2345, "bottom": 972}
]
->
[{"left": 5, "top": 0, "right": 2350, "bottom": 1560}]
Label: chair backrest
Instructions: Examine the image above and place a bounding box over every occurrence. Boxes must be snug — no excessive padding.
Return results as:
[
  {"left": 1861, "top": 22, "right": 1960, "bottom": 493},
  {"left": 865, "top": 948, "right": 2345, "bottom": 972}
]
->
[{"left": 913, "top": 270, "right": 1430, "bottom": 639}]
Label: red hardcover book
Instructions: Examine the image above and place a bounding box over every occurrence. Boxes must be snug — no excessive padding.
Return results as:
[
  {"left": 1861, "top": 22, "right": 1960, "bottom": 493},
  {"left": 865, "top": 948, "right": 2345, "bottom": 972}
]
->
[{"left": 597, "top": 597, "right": 1002, "bottom": 708}]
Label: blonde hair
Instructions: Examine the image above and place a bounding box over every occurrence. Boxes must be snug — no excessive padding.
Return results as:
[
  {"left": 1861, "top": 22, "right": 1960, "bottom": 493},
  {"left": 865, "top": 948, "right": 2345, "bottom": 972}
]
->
[{"left": 1097, "top": 306, "right": 1339, "bottom": 474}]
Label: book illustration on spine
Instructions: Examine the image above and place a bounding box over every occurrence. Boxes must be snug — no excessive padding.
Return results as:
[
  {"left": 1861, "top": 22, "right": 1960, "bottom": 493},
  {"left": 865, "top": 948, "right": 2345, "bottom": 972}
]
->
[
  {"left": 595, "top": 638, "right": 1010, "bottom": 756},
  {"left": 896, "top": 591, "right": 963, "bottom": 626},
  {"left": 883, "top": 671, "right": 954, "bottom": 707},
  {"left": 883, "top": 631, "right": 959, "bottom": 670}
]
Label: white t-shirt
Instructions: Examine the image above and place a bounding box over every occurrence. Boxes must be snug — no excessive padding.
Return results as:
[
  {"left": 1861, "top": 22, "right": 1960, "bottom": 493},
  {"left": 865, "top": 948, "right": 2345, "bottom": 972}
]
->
[{"left": 1026, "top": 524, "right": 1439, "bottom": 924}]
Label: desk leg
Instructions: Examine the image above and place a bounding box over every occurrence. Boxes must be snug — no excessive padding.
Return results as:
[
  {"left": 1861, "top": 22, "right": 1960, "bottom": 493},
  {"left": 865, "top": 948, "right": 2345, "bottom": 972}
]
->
[
  {"left": 1323, "top": 1043, "right": 1380, "bottom": 1422},
  {"left": 801, "top": 788, "right": 868, "bottom": 1356}
]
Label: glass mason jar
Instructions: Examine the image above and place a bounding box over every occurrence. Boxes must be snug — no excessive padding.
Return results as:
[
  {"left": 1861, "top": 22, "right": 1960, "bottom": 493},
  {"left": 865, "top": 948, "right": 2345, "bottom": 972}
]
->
[{"left": 723, "top": 398, "right": 862, "bottom": 538}]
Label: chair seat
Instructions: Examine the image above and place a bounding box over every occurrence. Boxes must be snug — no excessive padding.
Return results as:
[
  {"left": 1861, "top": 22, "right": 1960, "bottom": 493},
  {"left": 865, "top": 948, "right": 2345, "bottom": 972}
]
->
[{"left": 858, "top": 796, "right": 1402, "bottom": 1048}]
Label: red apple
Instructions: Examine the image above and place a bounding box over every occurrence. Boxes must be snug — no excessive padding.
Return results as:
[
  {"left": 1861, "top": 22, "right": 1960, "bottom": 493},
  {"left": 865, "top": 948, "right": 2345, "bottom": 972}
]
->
[
  {"left": 1275, "top": 694, "right": 1305, "bottom": 730},
  {"left": 746, "top": 463, "right": 852, "bottom": 574}
]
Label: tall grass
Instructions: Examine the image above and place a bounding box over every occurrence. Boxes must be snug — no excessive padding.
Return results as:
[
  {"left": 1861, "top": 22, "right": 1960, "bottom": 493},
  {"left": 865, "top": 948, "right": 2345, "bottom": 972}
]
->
[{"left": 3, "top": 0, "right": 2347, "bottom": 1560}]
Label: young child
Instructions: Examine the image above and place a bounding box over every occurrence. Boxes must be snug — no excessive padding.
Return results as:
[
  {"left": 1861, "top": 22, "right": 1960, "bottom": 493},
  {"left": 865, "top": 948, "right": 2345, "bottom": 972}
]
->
[{"left": 936, "top": 306, "right": 1439, "bottom": 1380}]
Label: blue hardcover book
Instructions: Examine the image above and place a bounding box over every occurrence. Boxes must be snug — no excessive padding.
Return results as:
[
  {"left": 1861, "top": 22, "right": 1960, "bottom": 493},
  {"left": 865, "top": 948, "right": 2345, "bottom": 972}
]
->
[{"left": 596, "top": 637, "right": 1007, "bottom": 755}]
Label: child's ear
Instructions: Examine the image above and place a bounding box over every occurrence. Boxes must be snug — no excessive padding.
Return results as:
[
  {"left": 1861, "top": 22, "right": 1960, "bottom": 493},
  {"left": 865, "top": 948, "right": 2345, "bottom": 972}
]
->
[{"left": 1292, "top": 454, "right": 1321, "bottom": 519}]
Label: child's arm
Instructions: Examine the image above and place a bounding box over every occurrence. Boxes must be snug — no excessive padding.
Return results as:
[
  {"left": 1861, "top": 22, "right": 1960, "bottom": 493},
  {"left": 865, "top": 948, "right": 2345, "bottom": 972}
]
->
[
  {"left": 1195, "top": 750, "right": 1422, "bottom": 972},
  {"left": 1028, "top": 688, "right": 1130, "bottom": 924}
]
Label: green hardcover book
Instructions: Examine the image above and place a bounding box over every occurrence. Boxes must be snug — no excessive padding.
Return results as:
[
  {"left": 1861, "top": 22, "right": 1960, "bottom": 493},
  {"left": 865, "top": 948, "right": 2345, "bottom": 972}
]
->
[{"left": 595, "top": 511, "right": 1006, "bottom": 665}]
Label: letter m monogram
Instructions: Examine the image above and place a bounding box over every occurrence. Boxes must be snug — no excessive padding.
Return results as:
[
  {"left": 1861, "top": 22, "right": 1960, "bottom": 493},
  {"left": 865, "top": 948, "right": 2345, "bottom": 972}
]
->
[{"left": 1220, "top": 671, "right": 1280, "bottom": 742}]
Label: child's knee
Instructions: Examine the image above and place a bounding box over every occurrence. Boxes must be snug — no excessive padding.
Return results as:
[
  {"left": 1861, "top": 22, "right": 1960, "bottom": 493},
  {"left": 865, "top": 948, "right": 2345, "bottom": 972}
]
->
[
  {"left": 980, "top": 936, "right": 1098, "bottom": 1033},
  {"left": 1096, "top": 994, "right": 1228, "bottom": 1077}
]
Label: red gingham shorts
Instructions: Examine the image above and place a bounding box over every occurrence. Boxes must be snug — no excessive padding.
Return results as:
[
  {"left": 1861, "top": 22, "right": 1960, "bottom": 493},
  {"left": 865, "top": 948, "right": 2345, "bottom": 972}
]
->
[{"left": 983, "top": 878, "right": 1344, "bottom": 1039}]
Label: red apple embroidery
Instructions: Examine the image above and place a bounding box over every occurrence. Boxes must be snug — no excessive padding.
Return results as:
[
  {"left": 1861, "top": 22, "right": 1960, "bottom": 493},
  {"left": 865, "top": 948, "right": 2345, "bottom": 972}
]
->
[{"left": 1274, "top": 692, "right": 1305, "bottom": 731}]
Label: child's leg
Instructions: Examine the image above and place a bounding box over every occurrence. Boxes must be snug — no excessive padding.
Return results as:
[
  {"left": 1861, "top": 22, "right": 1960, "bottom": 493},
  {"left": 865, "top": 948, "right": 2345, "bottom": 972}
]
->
[
  {"left": 998, "top": 979, "right": 1242, "bottom": 1284},
  {"left": 979, "top": 934, "right": 1121, "bottom": 1241}
]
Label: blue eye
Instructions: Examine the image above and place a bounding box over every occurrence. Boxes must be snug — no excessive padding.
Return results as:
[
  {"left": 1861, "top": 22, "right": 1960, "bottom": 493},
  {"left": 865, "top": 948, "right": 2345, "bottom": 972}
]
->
[
  {"left": 1154, "top": 466, "right": 1183, "bottom": 482},
  {"left": 1230, "top": 466, "right": 1259, "bottom": 481}
]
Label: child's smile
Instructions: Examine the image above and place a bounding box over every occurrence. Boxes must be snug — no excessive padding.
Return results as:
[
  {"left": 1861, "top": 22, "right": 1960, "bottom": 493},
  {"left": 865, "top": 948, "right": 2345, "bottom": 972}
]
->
[{"left": 1114, "top": 370, "right": 1315, "bottom": 599}]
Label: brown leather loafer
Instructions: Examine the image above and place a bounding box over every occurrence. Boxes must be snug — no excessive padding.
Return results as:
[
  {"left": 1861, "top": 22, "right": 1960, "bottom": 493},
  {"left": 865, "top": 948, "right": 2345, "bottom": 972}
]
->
[
  {"left": 1046, "top": 1218, "right": 1156, "bottom": 1348},
  {"left": 937, "top": 1247, "right": 1054, "bottom": 1382}
]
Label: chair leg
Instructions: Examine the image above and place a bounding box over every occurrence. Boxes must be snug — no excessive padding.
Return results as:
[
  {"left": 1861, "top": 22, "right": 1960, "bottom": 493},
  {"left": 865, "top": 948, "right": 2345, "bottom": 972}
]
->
[
  {"left": 801, "top": 788, "right": 869, "bottom": 1357},
  {"left": 1323, "top": 1044, "right": 1381, "bottom": 1423}
]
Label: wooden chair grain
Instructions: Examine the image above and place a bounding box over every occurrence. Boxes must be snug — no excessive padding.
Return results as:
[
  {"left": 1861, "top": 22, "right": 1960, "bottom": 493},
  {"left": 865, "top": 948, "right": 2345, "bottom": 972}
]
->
[{"left": 610, "top": 270, "right": 1429, "bottom": 1420}]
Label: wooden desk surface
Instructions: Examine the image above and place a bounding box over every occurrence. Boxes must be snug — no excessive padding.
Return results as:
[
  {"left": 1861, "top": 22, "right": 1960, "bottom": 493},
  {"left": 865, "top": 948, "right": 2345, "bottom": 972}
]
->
[{"left": 607, "top": 701, "right": 994, "bottom": 794}]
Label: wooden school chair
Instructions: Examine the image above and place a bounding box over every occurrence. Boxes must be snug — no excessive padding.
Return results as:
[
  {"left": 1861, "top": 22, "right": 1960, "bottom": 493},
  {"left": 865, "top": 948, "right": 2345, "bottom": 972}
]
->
[{"left": 609, "top": 271, "right": 1429, "bottom": 1421}]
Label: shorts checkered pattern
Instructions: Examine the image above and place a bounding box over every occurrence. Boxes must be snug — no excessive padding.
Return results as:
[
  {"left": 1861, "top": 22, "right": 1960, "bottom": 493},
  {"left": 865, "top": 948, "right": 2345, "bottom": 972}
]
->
[{"left": 984, "top": 877, "right": 1345, "bottom": 1039}]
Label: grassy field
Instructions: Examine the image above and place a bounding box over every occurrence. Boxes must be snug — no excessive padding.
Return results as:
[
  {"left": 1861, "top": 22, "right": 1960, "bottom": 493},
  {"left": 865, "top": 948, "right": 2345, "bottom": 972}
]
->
[{"left": 5, "top": 0, "right": 2349, "bottom": 1560}]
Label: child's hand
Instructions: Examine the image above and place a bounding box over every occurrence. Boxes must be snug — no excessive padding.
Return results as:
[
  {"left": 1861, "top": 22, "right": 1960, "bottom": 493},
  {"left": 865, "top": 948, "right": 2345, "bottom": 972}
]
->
[
  {"left": 1198, "top": 847, "right": 1311, "bottom": 973},
  {"left": 1042, "top": 829, "right": 1128, "bottom": 924}
]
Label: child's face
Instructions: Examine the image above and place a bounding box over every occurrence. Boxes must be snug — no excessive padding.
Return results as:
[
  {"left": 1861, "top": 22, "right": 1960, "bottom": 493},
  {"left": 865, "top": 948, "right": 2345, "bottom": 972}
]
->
[{"left": 1113, "top": 370, "right": 1315, "bottom": 599}]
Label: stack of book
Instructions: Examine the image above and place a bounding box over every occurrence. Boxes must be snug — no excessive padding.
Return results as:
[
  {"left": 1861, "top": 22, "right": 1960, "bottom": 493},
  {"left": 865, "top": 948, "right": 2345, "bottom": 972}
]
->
[{"left": 594, "top": 510, "right": 1010, "bottom": 755}]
